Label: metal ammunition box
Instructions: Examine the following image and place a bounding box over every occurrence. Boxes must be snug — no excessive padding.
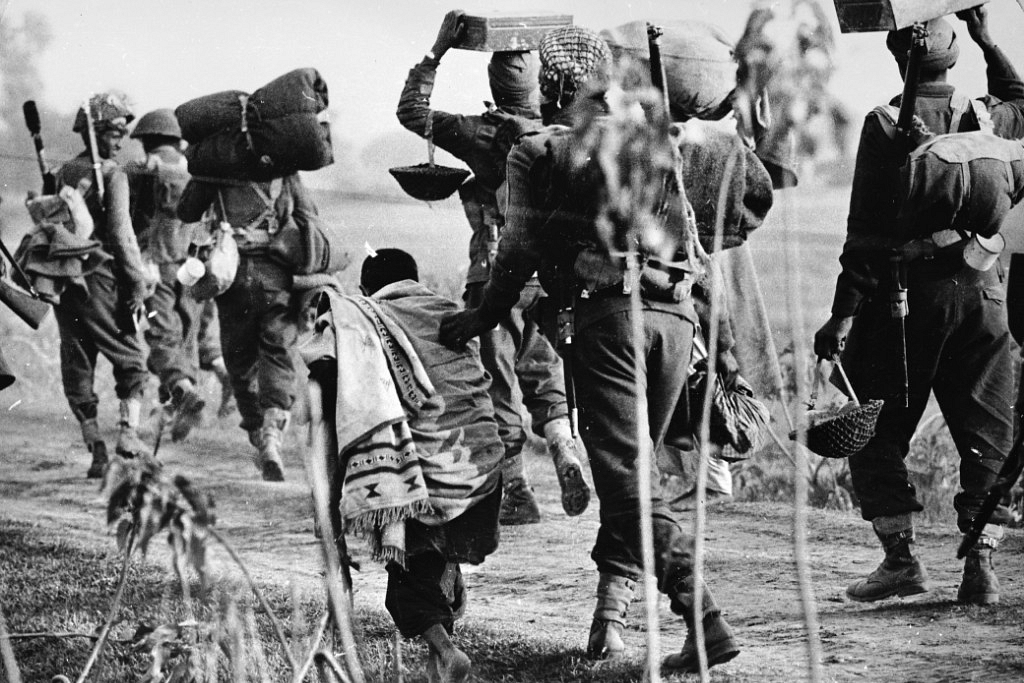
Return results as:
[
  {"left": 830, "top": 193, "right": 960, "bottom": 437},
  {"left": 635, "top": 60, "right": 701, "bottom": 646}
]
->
[
  {"left": 832, "top": 0, "right": 989, "bottom": 32},
  {"left": 454, "top": 12, "right": 573, "bottom": 52}
]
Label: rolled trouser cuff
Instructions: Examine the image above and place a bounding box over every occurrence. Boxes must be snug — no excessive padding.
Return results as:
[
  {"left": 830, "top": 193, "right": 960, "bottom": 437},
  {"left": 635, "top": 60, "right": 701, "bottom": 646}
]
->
[{"left": 871, "top": 513, "right": 913, "bottom": 536}]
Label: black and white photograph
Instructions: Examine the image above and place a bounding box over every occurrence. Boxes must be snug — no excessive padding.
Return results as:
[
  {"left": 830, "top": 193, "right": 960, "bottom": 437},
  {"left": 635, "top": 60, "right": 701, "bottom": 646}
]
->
[{"left": 1, "top": 0, "right": 1023, "bottom": 680}]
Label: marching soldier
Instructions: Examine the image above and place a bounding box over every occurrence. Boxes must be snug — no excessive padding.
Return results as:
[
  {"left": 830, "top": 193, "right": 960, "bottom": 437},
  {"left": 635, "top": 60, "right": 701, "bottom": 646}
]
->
[
  {"left": 440, "top": 26, "right": 741, "bottom": 672},
  {"left": 127, "top": 108, "right": 208, "bottom": 442},
  {"left": 396, "top": 10, "right": 591, "bottom": 525},
  {"left": 54, "top": 92, "right": 152, "bottom": 476},
  {"left": 815, "top": 8, "right": 1024, "bottom": 606}
]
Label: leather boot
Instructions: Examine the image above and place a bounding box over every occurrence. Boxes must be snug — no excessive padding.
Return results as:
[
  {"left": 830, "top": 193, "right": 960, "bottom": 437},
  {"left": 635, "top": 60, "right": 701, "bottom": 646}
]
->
[
  {"left": 169, "top": 378, "right": 206, "bottom": 443},
  {"left": 116, "top": 398, "right": 152, "bottom": 458},
  {"left": 544, "top": 418, "right": 590, "bottom": 517},
  {"left": 211, "top": 357, "right": 236, "bottom": 417},
  {"left": 662, "top": 577, "right": 739, "bottom": 673},
  {"left": 498, "top": 454, "right": 541, "bottom": 525},
  {"left": 257, "top": 407, "right": 288, "bottom": 482},
  {"left": 958, "top": 526, "right": 1002, "bottom": 605},
  {"left": 847, "top": 516, "right": 928, "bottom": 602},
  {"left": 586, "top": 573, "right": 636, "bottom": 660},
  {"left": 421, "top": 623, "right": 471, "bottom": 683},
  {"left": 80, "top": 417, "right": 107, "bottom": 479}
]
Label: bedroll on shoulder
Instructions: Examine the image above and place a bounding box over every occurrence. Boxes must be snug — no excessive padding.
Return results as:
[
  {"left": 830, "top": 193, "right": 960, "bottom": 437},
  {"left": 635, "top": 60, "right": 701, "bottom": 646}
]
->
[{"left": 176, "top": 68, "right": 333, "bottom": 181}]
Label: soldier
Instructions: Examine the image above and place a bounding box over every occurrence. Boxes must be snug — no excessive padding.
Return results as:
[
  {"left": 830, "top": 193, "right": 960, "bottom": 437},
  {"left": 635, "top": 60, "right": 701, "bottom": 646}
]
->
[
  {"left": 439, "top": 26, "right": 740, "bottom": 672},
  {"left": 127, "top": 108, "right": 207, "bottom": 442},
  {"left": 397, "top": 10, "right": 590, "bottom": 524},
  {"left": 814, "top": 8, "right": 1024, "bottom": 605},
  {"left": 177, "top": 172, "right": 317, "bottom": 482},
  {"left": 54, "top": 92, "right": 152, "bottom": 476}
]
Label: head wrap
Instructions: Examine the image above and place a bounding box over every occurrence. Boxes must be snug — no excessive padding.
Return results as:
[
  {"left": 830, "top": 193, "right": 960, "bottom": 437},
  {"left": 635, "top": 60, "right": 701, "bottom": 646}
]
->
[
  {"left": 538, "top": 26, "right": 613, "bottom": 105},
  {"left": 886, "top": 17, "right": 958, "bottom": 72},
  {"left": 72, "top": 91, "right": 134, "bottom": 134},
  {"left": 488, "top": 51, "right": 540, "bottom": 117}
]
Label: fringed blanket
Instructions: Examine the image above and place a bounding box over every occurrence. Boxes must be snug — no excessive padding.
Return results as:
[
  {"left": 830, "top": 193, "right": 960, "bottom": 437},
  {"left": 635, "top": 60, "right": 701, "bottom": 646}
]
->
[{"left": 303, "top": 285, "right": 500, "bottom": 566}]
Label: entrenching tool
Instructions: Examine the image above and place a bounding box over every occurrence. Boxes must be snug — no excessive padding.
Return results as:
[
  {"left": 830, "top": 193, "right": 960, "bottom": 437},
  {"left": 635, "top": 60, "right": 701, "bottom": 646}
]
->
[{"left": 22, "top": 100, "right": 57, "bottom": 195}]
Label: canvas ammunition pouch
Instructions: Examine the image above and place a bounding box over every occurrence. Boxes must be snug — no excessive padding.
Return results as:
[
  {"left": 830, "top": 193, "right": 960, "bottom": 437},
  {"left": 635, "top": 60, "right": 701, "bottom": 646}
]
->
[{"left": 574, "top": 248, "right": 695, "bottom": 303}]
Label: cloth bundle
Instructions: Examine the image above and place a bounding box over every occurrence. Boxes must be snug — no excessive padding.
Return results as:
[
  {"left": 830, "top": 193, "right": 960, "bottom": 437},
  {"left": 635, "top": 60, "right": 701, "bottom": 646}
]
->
[
  {"left": 676, "top": 120, "right": 775, "bottom": 251},
  {"left": 176, "top": 68, "right": 334, "bottom": 180},
  {"left": 17, "top": 189, "right": 110, "bottom": 304},
  {"left": 601, "top": 20, "right": 737, "bottom": 122}
]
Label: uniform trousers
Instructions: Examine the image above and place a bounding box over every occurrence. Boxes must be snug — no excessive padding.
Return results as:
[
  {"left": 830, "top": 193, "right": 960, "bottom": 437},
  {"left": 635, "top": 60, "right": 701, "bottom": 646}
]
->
[
  {"left": 145, "top": 263, "right": 203, "bottom": 401},
  {"left": 216, "top": 255, "right": 297, "bottom": 432},
  {"left": 572, "top": 299, "right": 697, "bottom": 586},
  {"left": 465, "top": 282, "right": 568, "bottom": 461},
  {"left": 843, "top": 256, "right": 1013, "bottom": 532},
  {"left": 54, "top": 270, "right": 149, "bottom": 420}
]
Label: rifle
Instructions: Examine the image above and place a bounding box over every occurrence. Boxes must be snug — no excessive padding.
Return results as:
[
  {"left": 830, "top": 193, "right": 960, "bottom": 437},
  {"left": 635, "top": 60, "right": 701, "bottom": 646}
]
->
[
  {"left": 957, "top": 434, "right": 1024, "bottom": 558},
  {"left": 888, "top": 23, "right": 928, "bottom": 410},
  {"left": 646, "top": 23, "right": 671, "bottom": 114},
  {"left": 0, "top": 197, "right": 50, "bottom": 330},
  {"left": 22, "top": 101, "right": 57, "bottom": 195}
]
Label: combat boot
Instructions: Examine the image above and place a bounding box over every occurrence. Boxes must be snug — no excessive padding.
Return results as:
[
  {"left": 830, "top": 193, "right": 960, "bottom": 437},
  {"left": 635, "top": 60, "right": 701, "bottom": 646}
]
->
[
  {"left": 210, "top": 357, "right": 236, "bottom": 417},
  {"left": 498, "top": 454, "right": 541, "bottom": 525},
  {"left": 662, "top": 576, "right": 739, "bottom": 673},
  {"left": 958, "top": 526, "right": 1002, "bottom": 605},
  {"left": 847, "top": 516, "right": 928, "bottom": 602},
  {"left": 586, "top": 573, "right": 636, "bottom": 660},
  {"left": 257, "top": 407, "right": 288, "bottom": 482},
  {"left": 116, "top": 398, "right": 153, "bottom": 458},
  {"left": 544, "top": 418, "right": 590, "bottom": 517},
  {"left": 80, "top": 417, "right": 108, "bottom": 479},
  {"left": 169, "top": 378, "right": 206, "bottom": 442}
]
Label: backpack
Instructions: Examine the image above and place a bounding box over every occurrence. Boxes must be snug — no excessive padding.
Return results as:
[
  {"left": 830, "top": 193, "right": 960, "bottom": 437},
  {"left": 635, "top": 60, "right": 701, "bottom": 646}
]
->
[{"left": 871, "top": 93, "right": 993, "bottom": 140}]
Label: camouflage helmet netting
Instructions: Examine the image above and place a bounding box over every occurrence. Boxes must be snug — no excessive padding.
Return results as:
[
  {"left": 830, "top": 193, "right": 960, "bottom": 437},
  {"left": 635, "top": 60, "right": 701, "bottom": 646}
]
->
[
  {"left": 72, "top": 91, "right": 135, "bottom": 134},
  {"left": 539, "top": 26, "right": 612, "bottom": 103}
]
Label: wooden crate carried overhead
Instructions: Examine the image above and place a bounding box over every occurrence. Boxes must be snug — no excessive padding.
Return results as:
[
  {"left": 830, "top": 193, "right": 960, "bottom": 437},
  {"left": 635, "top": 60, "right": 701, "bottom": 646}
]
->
[
  {"left": 832, "top": 0, "right": 989, "bottom": 32},
  {"left": 454, "top": 12, "right": 573, "bottom": 52}
]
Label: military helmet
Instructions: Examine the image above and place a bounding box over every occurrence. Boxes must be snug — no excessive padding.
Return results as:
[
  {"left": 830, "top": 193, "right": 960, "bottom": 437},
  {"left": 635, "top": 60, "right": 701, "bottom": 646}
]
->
[
  {"left": 538, "top": 26, "right": 612, "bottom": 105},
  {"left": 131, "top": 108, "right": 182, "bottom": 140},
  {"left": 72, "top": 91, "right": 134, "bottom": 134}
]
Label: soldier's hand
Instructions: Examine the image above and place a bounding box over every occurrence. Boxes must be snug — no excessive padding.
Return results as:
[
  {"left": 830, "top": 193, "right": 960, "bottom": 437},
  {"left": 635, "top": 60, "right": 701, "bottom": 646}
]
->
[
  {"left": 715, "top": 348, "right": 741, "bottom": 391},
  {"left": 431, "top": 10, "right": 466, "bottom": 58},
  {"left": 956, "top": 5, "right": 994, "bottom": 49},
  {"left": 813, "top": 315, "right": 854, "bottom": 360},
  {"left": 439, "top": 307, "right": 495, "bottom": 350}
]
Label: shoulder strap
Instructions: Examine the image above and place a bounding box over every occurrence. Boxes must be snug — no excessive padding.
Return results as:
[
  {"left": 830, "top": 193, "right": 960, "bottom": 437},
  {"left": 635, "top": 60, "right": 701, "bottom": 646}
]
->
[
  {"left": 970, "top": 98, "right": 994, "bottom": 133},
  {"left": 949, "top": 93, "right": 971, "bottom": 133},
  {"left": 870, "top": 105, "right": 900, "bottom": 140},
  {"left": 242, "top": 179, "right": 284, "bottom": 232}
]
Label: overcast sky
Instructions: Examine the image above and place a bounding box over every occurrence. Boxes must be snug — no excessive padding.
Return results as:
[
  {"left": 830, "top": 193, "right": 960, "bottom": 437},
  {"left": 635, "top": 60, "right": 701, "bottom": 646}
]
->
[{"left": 4, "top": 0, "right": 1024, "bottom": 144}]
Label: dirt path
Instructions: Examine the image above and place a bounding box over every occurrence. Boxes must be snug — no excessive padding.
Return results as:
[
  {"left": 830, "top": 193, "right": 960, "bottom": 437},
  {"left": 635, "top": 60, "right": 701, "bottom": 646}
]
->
[{"left": 1, "top": 407, "right": 1022, "bottom": 682}]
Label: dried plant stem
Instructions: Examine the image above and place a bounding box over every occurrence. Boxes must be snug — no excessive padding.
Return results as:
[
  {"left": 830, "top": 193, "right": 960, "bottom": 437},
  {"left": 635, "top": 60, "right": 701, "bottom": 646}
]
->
[
  {"left": 294, "top": 612, "right": 331, "bottom": 683},
  {"left": 74, "top": 530, "right": 135, "bottom": 683},
  {"left": 207, "top": 527, "right": 299, "bottom": 674},
  {"left": 626, "top": 256, "right": 661, "bottom": 683},
  {"left": 690, "top": 146, "right": 739, "bottom": 683},
  {"left": 306, "top": 379, "right": 365, "bottom": 683},
  {"left": 314, "top": 650, "right": 353, "bottom": 683},
  {"left": 779, "top": 175, "right": 823, "bottom": 683},
  {"left": 392, "top": 631, "right": 404, "bottom": 683},
  {"left": 0, "top": 603, "right": 24, "bottom": 683}
]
